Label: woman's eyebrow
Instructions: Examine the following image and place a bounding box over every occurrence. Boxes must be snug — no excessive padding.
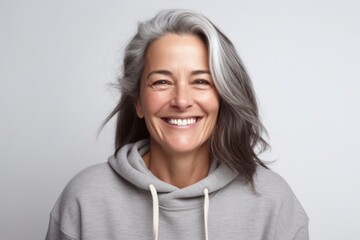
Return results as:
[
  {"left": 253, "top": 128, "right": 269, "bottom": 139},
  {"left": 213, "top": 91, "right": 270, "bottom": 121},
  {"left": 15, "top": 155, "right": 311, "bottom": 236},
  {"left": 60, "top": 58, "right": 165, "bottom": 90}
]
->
[
  {"left": 146, "top": 70, "right": 172, "bottom": 79},
  {"left": 146, "top": 69, "right": 211, "bottom": 79},
  {"left": 191, "top": 70, "right": 211, "bottom": 76}
]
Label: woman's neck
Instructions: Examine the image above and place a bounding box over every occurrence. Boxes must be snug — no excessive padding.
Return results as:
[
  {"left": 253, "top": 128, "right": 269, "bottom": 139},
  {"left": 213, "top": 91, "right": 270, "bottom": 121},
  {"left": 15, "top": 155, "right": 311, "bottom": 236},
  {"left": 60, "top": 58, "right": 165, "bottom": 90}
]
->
[{"left": 143, "top": 142, "right": 211, "bottom": 188}]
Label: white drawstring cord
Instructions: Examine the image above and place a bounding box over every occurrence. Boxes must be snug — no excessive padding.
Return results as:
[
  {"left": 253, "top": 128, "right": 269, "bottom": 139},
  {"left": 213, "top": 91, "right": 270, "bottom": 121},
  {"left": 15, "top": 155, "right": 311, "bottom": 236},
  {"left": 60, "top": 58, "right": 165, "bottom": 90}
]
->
[
  {"left": 203, "top": 188, "right": 209, "bottom": 240},
  {"left": 149, "top": 184, "right": 210, "bottom": 240},
  {"left": 149, "top": 184, "right": 159, "bottom": 240}
]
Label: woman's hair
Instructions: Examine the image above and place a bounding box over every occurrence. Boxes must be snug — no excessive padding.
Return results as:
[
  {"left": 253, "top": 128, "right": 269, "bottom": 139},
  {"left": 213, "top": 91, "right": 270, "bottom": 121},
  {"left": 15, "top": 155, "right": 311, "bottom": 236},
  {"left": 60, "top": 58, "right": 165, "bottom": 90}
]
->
[{"left": 103, "top": 9, "right": 269, "bottom": 186}]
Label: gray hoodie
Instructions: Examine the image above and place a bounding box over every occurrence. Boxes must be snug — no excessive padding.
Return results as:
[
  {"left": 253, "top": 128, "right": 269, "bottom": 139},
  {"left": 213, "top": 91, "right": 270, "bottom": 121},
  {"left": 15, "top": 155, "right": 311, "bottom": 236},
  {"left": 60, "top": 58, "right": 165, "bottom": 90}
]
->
[{"left": 46, "top": 139, "right": 309, "bottom": 240}]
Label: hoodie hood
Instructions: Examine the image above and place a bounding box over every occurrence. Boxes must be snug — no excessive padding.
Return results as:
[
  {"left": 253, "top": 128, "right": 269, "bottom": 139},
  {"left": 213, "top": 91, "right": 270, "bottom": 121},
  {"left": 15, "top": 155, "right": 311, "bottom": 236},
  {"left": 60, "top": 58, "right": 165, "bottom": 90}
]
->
[{"left": 108, "top": 139, "right": 239, "bottom": 209}]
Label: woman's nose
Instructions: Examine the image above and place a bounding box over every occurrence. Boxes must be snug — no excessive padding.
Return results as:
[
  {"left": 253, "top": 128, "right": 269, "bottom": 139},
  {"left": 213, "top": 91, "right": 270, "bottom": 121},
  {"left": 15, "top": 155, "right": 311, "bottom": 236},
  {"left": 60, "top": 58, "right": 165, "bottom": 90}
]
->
[{"left": 170, "top": 84, "right": 193, "bottom": 110}]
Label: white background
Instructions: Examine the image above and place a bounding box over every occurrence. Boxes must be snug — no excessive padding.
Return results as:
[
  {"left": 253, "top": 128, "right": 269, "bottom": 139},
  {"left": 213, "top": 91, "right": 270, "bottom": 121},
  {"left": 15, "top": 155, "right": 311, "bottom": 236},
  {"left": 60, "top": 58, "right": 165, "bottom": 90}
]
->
[{"left": 1, "top": 0, "right": 359, "bottom": 239}]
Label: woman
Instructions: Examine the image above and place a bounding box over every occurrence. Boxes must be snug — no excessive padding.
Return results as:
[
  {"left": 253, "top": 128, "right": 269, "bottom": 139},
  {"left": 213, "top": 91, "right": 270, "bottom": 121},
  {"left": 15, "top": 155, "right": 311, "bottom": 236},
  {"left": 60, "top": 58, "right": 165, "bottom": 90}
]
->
[{"left": 46, "top": 9, "right": 309, "bottom": 240}]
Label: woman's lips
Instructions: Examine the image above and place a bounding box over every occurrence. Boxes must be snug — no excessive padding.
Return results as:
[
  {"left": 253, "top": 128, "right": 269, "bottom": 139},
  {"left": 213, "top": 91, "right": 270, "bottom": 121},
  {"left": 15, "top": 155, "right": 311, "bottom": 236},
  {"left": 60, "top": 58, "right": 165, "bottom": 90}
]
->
[{"left": 161, "top": 117, "right": 201, "bottom": 126}]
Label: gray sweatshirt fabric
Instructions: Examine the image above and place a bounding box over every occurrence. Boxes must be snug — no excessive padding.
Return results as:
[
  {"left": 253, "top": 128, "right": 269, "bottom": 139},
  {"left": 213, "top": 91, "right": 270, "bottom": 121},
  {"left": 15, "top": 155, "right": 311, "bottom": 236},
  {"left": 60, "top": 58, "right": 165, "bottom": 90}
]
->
[{"left": 46, "top": 139, "right": 309, "bottom": 240}]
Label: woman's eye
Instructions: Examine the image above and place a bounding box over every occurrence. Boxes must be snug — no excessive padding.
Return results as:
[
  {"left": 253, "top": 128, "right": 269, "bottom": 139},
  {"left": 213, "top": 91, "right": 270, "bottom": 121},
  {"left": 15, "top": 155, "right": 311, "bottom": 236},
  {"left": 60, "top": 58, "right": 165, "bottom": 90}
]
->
[
  {"left": 195, "top": 79, "right": 209, "bottom": 85},
  {"left": 153, "top": 80, "right": 169, "bottom": 85},
  {"left": 149, "top": 80, "right": 172, "bottom": 90},
  {"left": 194, "top": 79, "right": 212, "bottom": 88}
]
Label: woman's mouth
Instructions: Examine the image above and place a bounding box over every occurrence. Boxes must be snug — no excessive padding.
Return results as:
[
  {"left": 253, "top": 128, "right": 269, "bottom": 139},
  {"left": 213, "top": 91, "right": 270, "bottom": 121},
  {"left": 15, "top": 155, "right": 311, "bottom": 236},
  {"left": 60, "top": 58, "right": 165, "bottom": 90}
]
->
[{"left": 162, "top": 117, "right": 200, "bottom": 126}]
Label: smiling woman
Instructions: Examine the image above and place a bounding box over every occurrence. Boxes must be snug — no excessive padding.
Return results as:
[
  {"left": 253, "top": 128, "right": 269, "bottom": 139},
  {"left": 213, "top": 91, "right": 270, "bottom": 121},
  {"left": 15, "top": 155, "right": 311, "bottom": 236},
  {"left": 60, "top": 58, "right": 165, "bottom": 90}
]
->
[{"left": 46, "top": 9, "right": 309, "bottom": 240}]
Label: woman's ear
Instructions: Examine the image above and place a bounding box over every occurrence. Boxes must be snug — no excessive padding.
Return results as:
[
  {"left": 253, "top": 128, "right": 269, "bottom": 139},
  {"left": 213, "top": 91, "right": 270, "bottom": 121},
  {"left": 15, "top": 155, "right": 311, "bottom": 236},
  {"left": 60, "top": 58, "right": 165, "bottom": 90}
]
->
[{"left": 135, "top": 99, "right": 144, "bottom": 118}]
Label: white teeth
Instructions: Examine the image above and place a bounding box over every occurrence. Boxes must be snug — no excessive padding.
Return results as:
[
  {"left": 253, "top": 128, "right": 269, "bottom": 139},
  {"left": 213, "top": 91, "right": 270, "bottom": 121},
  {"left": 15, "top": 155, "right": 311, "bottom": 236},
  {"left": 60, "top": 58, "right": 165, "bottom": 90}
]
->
[{"left": 168, "top": 118, "right": 197, "bottom": 126}]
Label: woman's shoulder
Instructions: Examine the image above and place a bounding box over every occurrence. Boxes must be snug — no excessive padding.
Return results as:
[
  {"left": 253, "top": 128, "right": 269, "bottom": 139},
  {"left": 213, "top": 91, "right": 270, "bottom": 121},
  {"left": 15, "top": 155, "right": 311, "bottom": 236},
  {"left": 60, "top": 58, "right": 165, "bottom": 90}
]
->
[
  {"left": 253, "top": 166, "right": 306, "bottom": 210},
  {"left": 54, "top": 162, "right": 122, "bottom": 204},
  {"left": 66, "top": 163, "right": 114, "bottom": 187},
  {"left": 253, "top": 166, "right": 309, "bottom": 238},
  {"left": 254, "top": 166, "right": 304, "bottom": 202},
  {"left": 254, "top": 165, "right": 295, "bottom": 197}
]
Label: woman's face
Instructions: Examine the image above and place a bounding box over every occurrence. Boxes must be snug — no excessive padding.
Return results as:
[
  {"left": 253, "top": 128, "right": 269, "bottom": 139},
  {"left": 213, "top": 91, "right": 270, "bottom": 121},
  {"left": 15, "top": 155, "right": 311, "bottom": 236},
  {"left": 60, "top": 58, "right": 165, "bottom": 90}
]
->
[{"left": 136, "top": 34, "right": 220, "bottom": 155}]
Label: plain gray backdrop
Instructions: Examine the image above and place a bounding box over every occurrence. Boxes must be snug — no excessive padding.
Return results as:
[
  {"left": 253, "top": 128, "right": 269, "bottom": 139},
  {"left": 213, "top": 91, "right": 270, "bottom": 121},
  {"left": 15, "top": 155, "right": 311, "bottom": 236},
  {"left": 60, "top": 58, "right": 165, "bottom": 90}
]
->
[{"left": 1, "top": 0, "right": 359, "bottom": 239}]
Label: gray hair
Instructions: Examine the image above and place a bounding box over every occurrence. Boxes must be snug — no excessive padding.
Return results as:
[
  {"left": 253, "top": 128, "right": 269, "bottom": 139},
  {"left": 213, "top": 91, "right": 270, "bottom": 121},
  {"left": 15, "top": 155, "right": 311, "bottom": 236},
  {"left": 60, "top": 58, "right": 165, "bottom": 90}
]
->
[{"left": 104, "top": 9, "right": 269, "bottom": 186}]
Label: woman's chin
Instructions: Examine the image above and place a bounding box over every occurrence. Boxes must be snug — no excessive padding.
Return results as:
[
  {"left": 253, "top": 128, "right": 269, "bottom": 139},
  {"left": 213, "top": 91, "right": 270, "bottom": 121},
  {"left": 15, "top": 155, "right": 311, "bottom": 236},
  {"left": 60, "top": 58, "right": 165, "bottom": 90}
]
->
[{"left": 154, "top": 137, "right": 209, "bottom": 156}]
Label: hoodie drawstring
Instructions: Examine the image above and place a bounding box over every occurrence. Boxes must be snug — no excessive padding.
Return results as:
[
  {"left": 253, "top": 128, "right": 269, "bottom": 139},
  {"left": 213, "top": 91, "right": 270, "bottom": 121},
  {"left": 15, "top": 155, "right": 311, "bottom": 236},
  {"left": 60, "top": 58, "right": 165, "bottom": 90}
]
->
[
  {"left": 149, "top": 184, "right": 159, "bottom": 240},
  {"left": 148, "top": 184, "right": 210, "bottom": 240},
  {"left": 203, "top": 188, "right": 209, "bottom": 240}
]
